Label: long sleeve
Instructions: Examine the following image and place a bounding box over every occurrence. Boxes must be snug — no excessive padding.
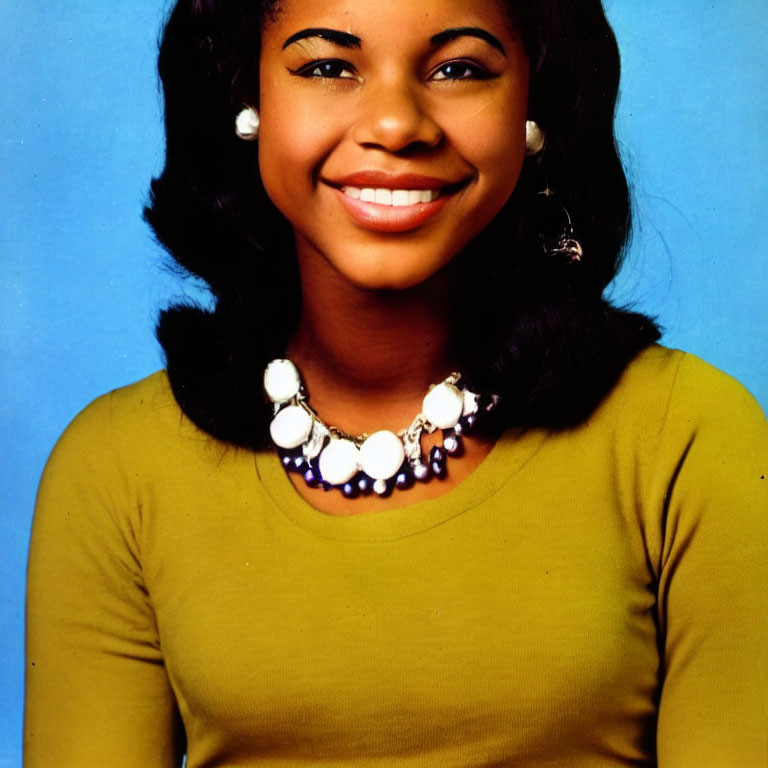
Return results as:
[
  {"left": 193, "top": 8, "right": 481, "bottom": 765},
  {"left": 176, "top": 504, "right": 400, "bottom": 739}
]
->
[
  {"left": 654, "top": 355, "right": 768, "bottom": 766},
  {"left": 24, "top": 392, "right": 184, "bottom": 767}
]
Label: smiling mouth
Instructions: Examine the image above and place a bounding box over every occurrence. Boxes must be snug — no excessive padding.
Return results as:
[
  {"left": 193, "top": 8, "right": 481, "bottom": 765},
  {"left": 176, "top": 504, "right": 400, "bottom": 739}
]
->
[
  {"left": 323, "top": 174, "right": 472, "bottom": 233},
  {"left": 332, "top": 176, "right": 471, "bottom": 205},
  {"left": 342, "top": 186, "right": 441, "bottom": 205}
]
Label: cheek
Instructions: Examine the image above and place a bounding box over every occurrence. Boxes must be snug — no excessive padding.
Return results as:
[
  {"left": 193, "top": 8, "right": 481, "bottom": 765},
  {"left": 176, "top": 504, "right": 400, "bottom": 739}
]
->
[
  {"left": 467, "top": 72, "right": 530, "bottom": 199},
  {"left": 481, "top": 98, "right": 527, "bottom": 192},
  {"left": 450, "top": 113, "right": 527, "bottom": 233},
  {"left": 257, "top": 84, "right": 336, "bottom": 210},
  {"left": 258, "top": 118, "right": 309, "bottom": 210},
  {"left": 444, "top": 90, "right": 528, "bottom": 209},
  {"left": 484, "top": 119, "right": 526, "bottom": 200}
]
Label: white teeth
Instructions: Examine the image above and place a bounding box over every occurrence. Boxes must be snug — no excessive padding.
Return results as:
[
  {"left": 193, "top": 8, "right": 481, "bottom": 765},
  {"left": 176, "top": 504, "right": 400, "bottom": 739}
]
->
[
  {"left": 341, "top": 186, "right": 441, "bottom": 205},
  {"left": 392, "top": 190, "right": 410, "bottom": 206}
]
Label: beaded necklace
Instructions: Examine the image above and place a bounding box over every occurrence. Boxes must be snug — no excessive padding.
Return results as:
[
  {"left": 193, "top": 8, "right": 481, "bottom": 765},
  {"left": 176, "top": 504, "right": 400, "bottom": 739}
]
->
[{"left": 264, "top": 359, "right": 499, "bottom": 498}]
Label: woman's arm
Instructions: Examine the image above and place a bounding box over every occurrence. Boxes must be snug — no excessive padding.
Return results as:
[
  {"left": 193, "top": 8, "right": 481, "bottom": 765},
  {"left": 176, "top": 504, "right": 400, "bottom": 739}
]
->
[
  {"left": 24, "top": 393, "right": 184, "bottom": 767},
  {"left": 654, "top": 355, "right": 768, "bottom": 766}
]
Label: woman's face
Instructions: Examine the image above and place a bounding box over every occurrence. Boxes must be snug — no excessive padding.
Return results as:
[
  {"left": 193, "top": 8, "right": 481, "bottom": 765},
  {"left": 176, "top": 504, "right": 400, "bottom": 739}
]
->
[{"left": 258, "top": 0, "right": 530, "bottom": 291}]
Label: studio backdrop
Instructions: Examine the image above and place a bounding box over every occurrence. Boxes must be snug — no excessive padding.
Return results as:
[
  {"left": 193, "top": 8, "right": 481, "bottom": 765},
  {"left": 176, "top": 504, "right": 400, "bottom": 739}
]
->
[{"left": 1, "top": 1, "right": 766, "bottom": 765}]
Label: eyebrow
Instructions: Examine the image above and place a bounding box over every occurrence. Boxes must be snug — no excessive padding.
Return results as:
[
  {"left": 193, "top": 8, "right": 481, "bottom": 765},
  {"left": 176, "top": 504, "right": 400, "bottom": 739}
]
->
[
  {"left": 429, "top": 27, "right": 506, "bottom": 55},
  {"left": 282, "top": 28, "right": 362, "bottom": 51}
]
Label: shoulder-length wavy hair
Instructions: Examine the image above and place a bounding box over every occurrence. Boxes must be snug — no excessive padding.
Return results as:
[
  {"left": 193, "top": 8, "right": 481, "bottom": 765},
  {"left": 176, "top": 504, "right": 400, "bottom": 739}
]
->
[{"left": 145, "top": 0, "right": 659, "bottom": 449}]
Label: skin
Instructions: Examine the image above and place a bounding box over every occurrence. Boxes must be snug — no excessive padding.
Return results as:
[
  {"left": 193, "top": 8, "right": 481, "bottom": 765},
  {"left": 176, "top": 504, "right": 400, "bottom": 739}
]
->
[{"left": 257, "top": 0, "right": 530, "bottom": 513}]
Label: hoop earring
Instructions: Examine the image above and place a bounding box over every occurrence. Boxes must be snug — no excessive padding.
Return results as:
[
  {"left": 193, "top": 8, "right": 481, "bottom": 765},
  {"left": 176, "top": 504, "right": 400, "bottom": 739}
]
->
[
  {"left": 525, "top": 120, "right": 545, "bottom": 156},
  {"left": 538, "top": 189, "right": 583, "bottom": 263},
  {"left": 235, "top": 107, "right": 260, "bottom": 140}
]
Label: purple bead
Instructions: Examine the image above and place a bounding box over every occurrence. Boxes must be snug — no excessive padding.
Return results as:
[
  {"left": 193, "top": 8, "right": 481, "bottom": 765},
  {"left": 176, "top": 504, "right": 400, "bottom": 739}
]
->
[
  {"left": 429, "top": 446, "right": 446, "bottom": 465},
  {"left": 395, "top": 471, "right": 413, "bottom": 490},
  {"left": 358, "top": 475, "right": 373, "bottom": 495},
  {"left": 431, "top": 461, "right": 446, "bottom": 478},
  {"left": 342, "top": 482, "right": 359, "bottom": 499},
  {"left": 303, "top": 468, "right": 320, "bottom": 487},
  {"left": 293, "top": 456, "right": 308, "bottom": 473},
  {"left": 281, "top": 454, "right": 294, "bottom": 470},
  {"left": 463, "top": 414, "right": 478, "bottom": 432},
  {"left": 443, "top": 434, "right": 462, "bottom": 455}
]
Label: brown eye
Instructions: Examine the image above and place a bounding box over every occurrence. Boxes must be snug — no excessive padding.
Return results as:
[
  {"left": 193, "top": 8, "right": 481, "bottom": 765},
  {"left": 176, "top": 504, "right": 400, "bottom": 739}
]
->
[
  {"left": 431, "top": 61, "right": 492, "bottom": 81},
  {"left": 294, "top": 59, "right": 355, "bottom": 79}
]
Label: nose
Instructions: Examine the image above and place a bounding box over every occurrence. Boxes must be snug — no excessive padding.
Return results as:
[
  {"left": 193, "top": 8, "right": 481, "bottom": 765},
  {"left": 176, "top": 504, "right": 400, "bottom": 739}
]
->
[{"left": 352, "top": 79, "right": 443, "bottom": 153}]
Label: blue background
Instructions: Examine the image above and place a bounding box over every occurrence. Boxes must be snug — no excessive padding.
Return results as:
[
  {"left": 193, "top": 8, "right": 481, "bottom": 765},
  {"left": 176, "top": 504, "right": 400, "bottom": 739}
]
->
[{"left": 1, "top": 1, "right": 766, "bottom": 763}]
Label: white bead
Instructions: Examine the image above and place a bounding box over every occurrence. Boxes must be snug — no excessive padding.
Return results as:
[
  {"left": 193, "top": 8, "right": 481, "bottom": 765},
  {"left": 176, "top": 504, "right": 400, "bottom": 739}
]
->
[
  {"left": 422, "top": 382, "right": 464, "bottom": 429},
  {"left": 413, "top": 463, "right": 430, "bottom": 481},
  {"left": 463, "top": 390, "right": 480, "bottom": 417},
  {"left": 269, "top": 406, "right": 313, "bottom": 449},
  {"left": 359, "top": 430, "right": 405, "bottom": 481},
  {"left": 318, "top": 439, "right": 360, "bottom": 486},
  {"left": 373, "top": 479, "right": 388, "bottom": 495},
  {"left": 264, "top": 359, "right": 301, "bottom": 403},
  {"left": 444, "top": 435, "right": 460, "bottom": 454}
]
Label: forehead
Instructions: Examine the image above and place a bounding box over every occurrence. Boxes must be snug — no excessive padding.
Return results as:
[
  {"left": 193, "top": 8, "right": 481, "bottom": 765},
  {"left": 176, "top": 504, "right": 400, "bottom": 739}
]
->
[{"left": 263, "top": 0, "right": 517, "bottom": 42}]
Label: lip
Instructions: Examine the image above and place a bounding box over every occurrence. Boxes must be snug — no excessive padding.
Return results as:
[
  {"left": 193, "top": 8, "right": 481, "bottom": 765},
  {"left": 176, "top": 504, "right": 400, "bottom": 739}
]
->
[
  {"left": 326, "top": 171, "right": 465, "bottom": 190},
  {"left": 323, "top": 171, "right": 471, "bottom": 234}
]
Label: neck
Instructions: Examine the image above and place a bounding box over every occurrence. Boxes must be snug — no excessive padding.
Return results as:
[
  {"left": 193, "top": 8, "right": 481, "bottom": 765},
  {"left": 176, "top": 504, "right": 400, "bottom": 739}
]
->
[{"left": 286, "top": 255, "right": 455, "bottom": 434}]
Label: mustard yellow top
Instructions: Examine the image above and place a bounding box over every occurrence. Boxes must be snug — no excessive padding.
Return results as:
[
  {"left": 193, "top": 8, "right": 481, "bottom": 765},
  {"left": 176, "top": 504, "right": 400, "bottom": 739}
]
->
[{"left": 25, "top": 346, "right": 768, "bottom": 767}]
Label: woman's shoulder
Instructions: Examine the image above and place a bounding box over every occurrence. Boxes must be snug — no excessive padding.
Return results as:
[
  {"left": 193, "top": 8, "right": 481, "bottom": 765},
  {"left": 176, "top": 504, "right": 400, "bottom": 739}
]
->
[
  {"left": 578, "top": 344, "right": 768, "bottom": 474},
  {"left": 612, "top": 344, "right": 766, "bottom": 426},
  {"left": 44, "top": 370, "right": 217, "bottom": 481},
  {"left": 55, "top": 370, "right": 181, "bottom": 445},
  {"left": 597, "top": 346, "right": 768, "bottom": 486}
]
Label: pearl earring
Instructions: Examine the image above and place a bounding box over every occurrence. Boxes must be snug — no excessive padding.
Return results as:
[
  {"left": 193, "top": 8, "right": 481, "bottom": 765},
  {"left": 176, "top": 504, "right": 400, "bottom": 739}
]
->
[
  {"left": 525, "top": 120, "right": 545, "bottom": 156},
  {"left": 235, "top": 107, "right": 260, "bottom": 140}
]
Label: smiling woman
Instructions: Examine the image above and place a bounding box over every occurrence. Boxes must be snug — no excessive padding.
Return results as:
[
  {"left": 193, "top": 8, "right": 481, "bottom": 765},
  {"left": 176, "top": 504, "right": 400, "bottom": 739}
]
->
[
  {"left": 23, "top": 0, "right": 768, "bottom": 766},
  {"left": 259, "top": 4, "right": 528, "bottom": 290}
]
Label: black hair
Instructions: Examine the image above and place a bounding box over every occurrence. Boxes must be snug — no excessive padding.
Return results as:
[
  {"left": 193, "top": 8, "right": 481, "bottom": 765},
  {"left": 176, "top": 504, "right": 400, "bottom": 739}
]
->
[{"left": 145, "top": 0, "right": 660, "bottom": 448}]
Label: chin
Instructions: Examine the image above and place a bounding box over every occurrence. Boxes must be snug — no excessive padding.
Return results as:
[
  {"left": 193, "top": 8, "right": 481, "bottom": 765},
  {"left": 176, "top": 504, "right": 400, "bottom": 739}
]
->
[
  {"left": 331, "top": 250, "right": 453, "bottom": 293},
  {"left": 339, "top": 268, "right": 433, "bottom": 292}
]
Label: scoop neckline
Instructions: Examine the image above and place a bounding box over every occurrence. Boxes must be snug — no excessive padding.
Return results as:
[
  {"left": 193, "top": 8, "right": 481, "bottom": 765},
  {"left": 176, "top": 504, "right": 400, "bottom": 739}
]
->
[{"left": 253, "top": 427, "right": 547, "bottom": 542}]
